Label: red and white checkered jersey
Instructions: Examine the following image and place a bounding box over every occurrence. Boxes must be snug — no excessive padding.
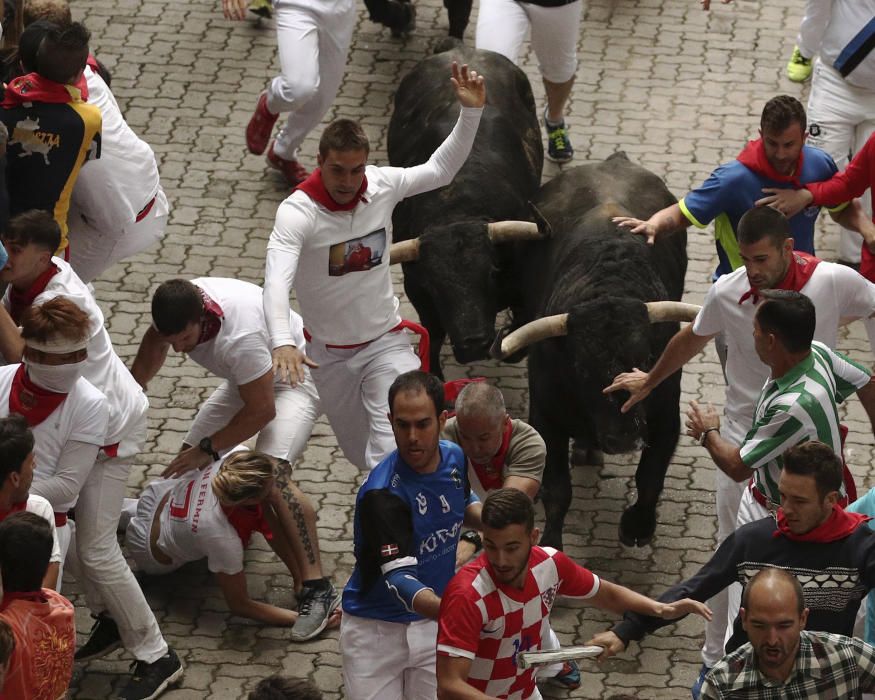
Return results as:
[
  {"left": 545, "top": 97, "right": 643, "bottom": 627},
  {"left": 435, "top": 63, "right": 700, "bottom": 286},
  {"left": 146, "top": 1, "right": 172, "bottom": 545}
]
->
[{"left": 437, "top": 545, "right": 599, "bottom": 699}]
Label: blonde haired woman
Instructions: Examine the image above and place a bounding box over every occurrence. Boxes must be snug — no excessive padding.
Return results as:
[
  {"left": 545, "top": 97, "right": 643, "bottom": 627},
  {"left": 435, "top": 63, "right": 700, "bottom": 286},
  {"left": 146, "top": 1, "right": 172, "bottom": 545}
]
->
[{"left": 122, "top": 448, "right": 339, "bottom": 634}]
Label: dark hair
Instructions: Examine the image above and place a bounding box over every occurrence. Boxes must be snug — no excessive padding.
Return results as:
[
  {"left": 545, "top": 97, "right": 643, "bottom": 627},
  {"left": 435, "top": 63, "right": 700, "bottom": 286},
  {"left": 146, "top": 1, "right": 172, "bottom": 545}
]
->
[
  {"left": 388, "top": 370, "right": 444, "bottom": 418},
  {"left": 737, "top": 206, "right": 791, "bottom": 249},
  {"left": 248, "top": 676, "right": 323, "bottom": 700},
  {"left": 0, "top": 511, "right": 52, "bottom": 592},
  {"left": 2, "top": 209, "right": 60, "bottom": 252},
  {"left": 151, "top": 279, "right": 204, "bottom": 335},
  {"left": 0, "top": 619, "right": 13, "bottom": 667},
  {"left": 760, "top": 95, "right": 807, "bottom": 135},
  {"left": 0, "top": 414, "right": 34, "bottom": 486},
  {"left": 481, "top": 488, "right": 535, "bottom": 533},
  {"left": 741, "top": 567, "right": 805, "bottom": 616},
  {"left": 755, "top": 290, "right": 815, "bottom": 354},
  {"left": 782, "top": 440, "right": 843, "bottom": 500},
  {"left": 319, "top": 119, "right": 369, "bottom": 159},
  {"left": 16, "top": 18, "right": 54, "bottom": 73},
  {"left": 35, "top": 20, "right": 88, "bottom": 84}
]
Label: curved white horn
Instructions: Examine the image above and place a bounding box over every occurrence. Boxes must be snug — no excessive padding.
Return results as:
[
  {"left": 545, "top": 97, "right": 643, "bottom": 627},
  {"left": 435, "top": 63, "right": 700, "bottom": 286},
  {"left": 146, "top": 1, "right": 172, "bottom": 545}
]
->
[
  {"left": 494, "top": 314, "right": 568, "bottom": 359},
  {"left": 645, "top": 301, "right": 702, "bottom": 323},
  {"left": 487, "top": 220, "right": 544, "bottom": 243},
  {"left": 389, "top": 238, "right": 420, "bottom": 264}
]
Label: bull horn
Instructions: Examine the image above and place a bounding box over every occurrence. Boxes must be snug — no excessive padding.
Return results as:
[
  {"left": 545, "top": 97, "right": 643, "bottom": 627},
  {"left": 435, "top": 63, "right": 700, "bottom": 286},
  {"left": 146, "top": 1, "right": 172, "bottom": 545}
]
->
[
  {"left": 645, "top": 301, "right": 702, "bottom": 323},
  {"left": 491, "top": 314, "right": 568, "bottom": 359},
  {"left": 487, "top": 220, "right": 545, "bottom": 243},
  {"left": 389, "top": 238, "right": 420, "bottom": 264}
]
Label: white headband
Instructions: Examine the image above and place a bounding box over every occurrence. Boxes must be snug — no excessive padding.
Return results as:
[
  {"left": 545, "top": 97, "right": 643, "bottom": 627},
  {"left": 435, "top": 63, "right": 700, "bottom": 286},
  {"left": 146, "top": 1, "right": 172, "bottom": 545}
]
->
[{"left": 25, "top": 336, "right": 89, "bottom": 354}]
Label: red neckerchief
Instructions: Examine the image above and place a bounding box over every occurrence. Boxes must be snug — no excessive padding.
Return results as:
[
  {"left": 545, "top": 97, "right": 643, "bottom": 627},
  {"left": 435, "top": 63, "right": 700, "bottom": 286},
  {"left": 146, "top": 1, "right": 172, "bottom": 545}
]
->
[
  {"left": 736, "top": 138, "right": 804, "bottom": 189},
  {"left": 1, "top": 71, "right": 88, "bottom": 108},
  {"left": 295, "top": 168, "right": 368, "bottom": 212},
  {"left": 0, "top": 590, "right": 48, "bottom": 610},
  {"left": 0, "top": 500, "right": 28, "bottom": 521},
  {"left": 774, "top": 504, "right": 870, "bottom": 542},
  {"left": 197, "top": 288, "right": 224, "bottom": 345},
  {"left": 738, "top": 251, "right": 821, "bottom": 305},
  {"left": 469, "top": 418, "right": 513, "bottom": 492},
  {"left": 221, "top": 504, "right": 273, "bottom": 547},
  {"left": 86, "top": 54, "right": 100, "bottom": 72},
  {"left": 9, "top": 364, "right": 67, "bottom": 427},
  {"left": 8, "top": 264, "right": 60, "bottom": 324}
]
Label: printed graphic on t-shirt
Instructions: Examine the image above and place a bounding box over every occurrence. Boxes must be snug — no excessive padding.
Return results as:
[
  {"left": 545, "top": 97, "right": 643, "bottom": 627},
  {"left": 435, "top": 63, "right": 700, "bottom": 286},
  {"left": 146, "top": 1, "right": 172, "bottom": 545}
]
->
[
  {"left": 9, "top": 116, "right": 56, "bottom": 164},
  {"left": 328, "top": 229, "right": 386, "bottom": 276}
]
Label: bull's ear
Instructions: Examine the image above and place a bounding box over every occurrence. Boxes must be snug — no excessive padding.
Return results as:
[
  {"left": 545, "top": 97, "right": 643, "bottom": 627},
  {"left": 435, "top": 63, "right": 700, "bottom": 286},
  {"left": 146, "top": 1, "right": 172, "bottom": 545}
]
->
[
  {"left": 606, "top": 150, "right": 629, "bottom": 162},
  {"left": 527, "top": 201, "right": 552, "bottom": 238}
]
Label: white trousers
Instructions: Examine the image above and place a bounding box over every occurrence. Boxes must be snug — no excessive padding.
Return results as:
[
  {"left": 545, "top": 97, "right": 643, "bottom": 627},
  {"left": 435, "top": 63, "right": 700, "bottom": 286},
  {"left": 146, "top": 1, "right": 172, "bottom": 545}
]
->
[
  {"left": 56, "top": 520, "right": 73, "bottom": 588},
  {"left": 67, "top": 187, "right": 169, "bottom": 284},
  {"left": 475, "top": 0, "right": 582, "bottom": 83},
  {"left": 183, "top": 373, "right": 321, "bottom": 464},
  {"left": 269, "top": 0, "right": 356, "bottom": 160},
  {"left": 65, "top": 411, "right": 168, "bottom": 664},
  {"left": 308, "top": 329, "right": 420, "bottom": 471},
  {"left": 700, "top": 418, "right": 748, "bottom": 667},
  {"left": 123, "top": 482, "right": 180, "bottom": 576},
  {"left": 807, "top": 61, "right": 875, "bottom": 263},
  {"left": 796, "top": 0, "right": 831, "bottom": 60},
  {"left": 340, "top": 613, "right": 438, "bottom": 700}
]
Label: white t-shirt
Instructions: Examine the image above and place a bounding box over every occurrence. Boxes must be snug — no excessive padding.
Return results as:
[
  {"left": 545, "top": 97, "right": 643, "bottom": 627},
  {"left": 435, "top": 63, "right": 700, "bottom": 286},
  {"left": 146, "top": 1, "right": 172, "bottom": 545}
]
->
[
  {"left": 155, "top": 458, "right": 246, "bottom": 575},
  {"left": 2, "top": 258, "right": 148, "bottom": 444},
  {"left": 71, "top": 66, "right": 161, "bottom": 232},
  {"left": 692, "top": 261, "right": 875, "bottom": 426},
  {"left": 0, "top": 364, "right": 108, "bottom": 511},
  {"left": 188, "top": 278, "right": 304, "bottom": 386},
  {"left": 816, "top": 0, "right": 875, "bottom": 90},
  {"left": 23, "top": 495, "right": 62, "bottom": 564},
  {"left": 264, "top": 106, "right": 483, "bottom": 347}
]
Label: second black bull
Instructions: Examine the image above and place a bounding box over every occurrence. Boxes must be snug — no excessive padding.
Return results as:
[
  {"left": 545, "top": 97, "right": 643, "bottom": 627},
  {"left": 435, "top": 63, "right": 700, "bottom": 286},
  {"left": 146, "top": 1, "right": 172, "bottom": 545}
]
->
[
  {"left": 492, "top": 152, "right": 699, "bottom": 549},
  {"left": 388, "top": 45, "right": 545, "bottom": 374}
]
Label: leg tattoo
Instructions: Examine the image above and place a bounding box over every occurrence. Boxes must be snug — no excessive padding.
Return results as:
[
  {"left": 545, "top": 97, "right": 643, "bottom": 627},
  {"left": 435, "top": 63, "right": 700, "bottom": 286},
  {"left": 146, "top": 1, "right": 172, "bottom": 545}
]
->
[{"left": 276, "top": 460, "right": 317, "bottom": 565}]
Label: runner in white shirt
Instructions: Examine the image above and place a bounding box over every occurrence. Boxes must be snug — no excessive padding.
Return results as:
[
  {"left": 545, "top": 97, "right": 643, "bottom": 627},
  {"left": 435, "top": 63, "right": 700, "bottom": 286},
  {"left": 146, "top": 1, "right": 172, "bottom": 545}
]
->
[
  {"left": 0, "top": 414, "right": 63, "bottom": 590},
  {"left": 263, "top": 62, "right": 485, "bottom": 471},
  {"left": 604, "top": 205, "right": 875, "bottom": 674},
  {"left": 122, "top": 449, "right": 339, "bottom": 638},
  {"left": 0, "top": 211, "right": 181, "bottom": 697},
  {"left": 132, "top": 276, "right": 338, "bottom": 640},
  {"left": 67, "top": 62, "right": 168, "bottom": 284}
]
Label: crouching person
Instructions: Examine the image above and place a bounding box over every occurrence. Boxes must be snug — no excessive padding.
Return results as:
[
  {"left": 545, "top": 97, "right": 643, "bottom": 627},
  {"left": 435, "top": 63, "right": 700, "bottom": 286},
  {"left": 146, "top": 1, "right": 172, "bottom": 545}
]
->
[{"left": 121, "top": 449, "right": 339, "bottom": 634}]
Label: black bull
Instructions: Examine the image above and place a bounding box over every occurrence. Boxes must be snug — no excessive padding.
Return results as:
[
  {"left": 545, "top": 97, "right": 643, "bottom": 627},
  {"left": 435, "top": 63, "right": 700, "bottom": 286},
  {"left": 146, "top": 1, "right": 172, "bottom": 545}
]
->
[
  {"left": 388, "top": 45, "right": 543, "bottom": 375},
  {"left": 494, "top": 153, "right": 689, "bottom": 549}
]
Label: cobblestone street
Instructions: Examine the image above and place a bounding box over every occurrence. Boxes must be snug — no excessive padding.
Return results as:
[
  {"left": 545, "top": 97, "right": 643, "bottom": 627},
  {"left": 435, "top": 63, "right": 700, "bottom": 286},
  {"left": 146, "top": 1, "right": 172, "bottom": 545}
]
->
[{"left": 65, "top": 0, "right": 874, "bottom": 697}]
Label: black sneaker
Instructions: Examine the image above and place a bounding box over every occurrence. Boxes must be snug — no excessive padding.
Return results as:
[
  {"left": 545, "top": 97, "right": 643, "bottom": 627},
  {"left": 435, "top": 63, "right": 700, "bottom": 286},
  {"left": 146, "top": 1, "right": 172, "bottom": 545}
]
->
[
  {"left": 119, "top": 648, "right": 184, "bottom": 700},
  {"left": 291, "top": 582, "right": 341, "bottom": 641},
  {"left": 544, "top": 110, "right": 574, "bottom": 163},
  {"left": 75, "top": 613, "right": 122, "bottom": 662}
]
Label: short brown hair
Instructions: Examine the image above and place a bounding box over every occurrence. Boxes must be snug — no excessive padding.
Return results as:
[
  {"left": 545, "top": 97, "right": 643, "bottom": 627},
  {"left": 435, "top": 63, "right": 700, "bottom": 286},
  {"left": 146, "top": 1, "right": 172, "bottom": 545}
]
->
[
  {"left": 760, "top": 95, "right": 806, "bottom": 135},
  {"left": 737, "top": 206, "right": 790, "bottom": 249},
  {"left": 782, "top": 440, "right": 843, "bottom": 500},
  {"left": 482, "top": 488, "right": 534, "bottom": 533},
  {"left": 318, "top": 119, "right": 369, "bottom": 159},
  {"left": 2, "top": 209, "right": 61, "bottom": 252},
  {"left": 20, "top": 296, "right": 90, "bottom": 345},
  {"left": 23, "top": 0, "right": 71, "bottom": 27}
]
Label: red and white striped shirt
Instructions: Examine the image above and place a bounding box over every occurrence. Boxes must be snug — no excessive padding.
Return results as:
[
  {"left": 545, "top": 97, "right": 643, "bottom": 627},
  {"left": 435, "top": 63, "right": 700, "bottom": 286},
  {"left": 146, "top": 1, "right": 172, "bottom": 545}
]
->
[{"left": 437, "top": 546, "right": 598, "bottom": 699}]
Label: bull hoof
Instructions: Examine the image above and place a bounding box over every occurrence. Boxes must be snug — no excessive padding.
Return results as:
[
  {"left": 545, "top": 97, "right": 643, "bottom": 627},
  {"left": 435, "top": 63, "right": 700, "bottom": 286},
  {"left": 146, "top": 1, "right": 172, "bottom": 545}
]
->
[
  {"left": 539, "top": 528, "right": 563, "bottom": 551},
  {"left": 619, "top": 505, "right": 656, "bottom": 547}
]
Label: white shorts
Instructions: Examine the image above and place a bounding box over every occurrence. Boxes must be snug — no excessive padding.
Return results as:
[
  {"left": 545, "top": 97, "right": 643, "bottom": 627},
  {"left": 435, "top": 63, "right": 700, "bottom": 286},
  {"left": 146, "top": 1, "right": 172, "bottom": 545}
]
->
[
  {"left": 124, "top": 479, "right": 180, "bottom": 576},
  {"left": 475, "top": 0, "right": 582, "bottom": 83},
  {"left": 340, "top": 613, "right": 438, "bottom": 700}
]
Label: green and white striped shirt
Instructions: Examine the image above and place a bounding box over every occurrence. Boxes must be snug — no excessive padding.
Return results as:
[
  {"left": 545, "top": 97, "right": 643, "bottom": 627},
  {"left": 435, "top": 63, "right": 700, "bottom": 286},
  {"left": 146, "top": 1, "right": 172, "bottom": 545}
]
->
[{"left": 741, "top": 341, "right": 871, "bottom": 503}]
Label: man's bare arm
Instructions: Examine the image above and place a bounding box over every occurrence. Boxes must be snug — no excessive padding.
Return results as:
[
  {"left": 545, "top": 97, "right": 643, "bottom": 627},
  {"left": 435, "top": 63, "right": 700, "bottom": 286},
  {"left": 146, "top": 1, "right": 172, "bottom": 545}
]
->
[
  {"left": 130, "top": 326, "right": 170, "bottom": 390},
  {"left": 437, "top": 655, "right": 498, "bottom": 700},
  {"left": 612, "top": 204, "right": 689, "bottom": 245}
]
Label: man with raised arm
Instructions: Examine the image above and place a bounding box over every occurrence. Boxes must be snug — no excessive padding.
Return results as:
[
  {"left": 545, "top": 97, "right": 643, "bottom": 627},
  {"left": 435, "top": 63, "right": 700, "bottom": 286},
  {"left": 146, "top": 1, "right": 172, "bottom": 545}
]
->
[{"left": 263, "top": 63, "right": 485, "bottom": 471}]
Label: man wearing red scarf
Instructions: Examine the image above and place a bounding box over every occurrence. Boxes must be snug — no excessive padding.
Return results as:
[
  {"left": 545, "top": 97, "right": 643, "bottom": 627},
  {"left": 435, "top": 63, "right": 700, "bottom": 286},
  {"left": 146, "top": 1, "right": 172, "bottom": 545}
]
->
[
  {"left": 263, "top": 62, "right": 485, "bottom": 472},
  {"left": 611, "top": 95, "right": 871, "bottom": 279},
  {"left": 0, "top": 21, "right": 101, "bottom": 258},
  {"left": 604, "top": 205, "right": 875, "bottom": 687},
  {"left": 587, "top": 442, "right": 875, "bottom": 679}
]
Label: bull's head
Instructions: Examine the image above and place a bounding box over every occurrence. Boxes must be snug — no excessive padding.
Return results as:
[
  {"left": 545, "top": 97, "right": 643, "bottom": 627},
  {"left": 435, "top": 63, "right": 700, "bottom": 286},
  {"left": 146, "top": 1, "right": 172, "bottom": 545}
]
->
[
  {"left": 391, "top": 219, "right": 548, "bottom": 364},
  {"left": 491, "top": 297, "right": 701, "bottom": 453}
]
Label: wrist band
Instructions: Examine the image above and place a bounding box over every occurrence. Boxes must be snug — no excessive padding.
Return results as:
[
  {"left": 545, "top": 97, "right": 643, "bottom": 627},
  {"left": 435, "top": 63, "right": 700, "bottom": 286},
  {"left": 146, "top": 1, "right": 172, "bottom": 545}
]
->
[{"left": 700, "top": 427, "right": 719, "bottom": 446}]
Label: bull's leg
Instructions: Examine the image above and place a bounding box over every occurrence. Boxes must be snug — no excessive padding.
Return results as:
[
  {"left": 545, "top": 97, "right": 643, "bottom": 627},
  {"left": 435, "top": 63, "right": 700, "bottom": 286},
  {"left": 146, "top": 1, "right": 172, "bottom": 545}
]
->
[
  {"left": 443, "top": 0, "right": 472, "bottom": 38},
  {"left": 536, "top": 425, "right": 572, "bottom": 550},
  {"left": 619, "top": 379, "right": 681, "bottom": 547}
]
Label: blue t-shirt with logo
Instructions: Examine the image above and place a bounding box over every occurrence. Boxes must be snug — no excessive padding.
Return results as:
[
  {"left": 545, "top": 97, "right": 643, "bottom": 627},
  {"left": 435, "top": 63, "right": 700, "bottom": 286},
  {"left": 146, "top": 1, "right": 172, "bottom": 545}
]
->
[
  {"left": 343, "top": 440, "right": 475, "bottom": 623},
  {"left": 679, "top": 144, "right": 840, "bottom": 278}
]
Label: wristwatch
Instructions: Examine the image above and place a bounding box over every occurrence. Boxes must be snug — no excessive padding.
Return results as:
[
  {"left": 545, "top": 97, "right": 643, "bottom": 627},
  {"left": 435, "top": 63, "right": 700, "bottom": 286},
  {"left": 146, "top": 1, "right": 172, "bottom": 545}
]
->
[
  {"left": 198, "top": 437, "right": 220, "bottom": 461},
  {"left": 460, "top": 530, "right": 482, "bottom": 552}
]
